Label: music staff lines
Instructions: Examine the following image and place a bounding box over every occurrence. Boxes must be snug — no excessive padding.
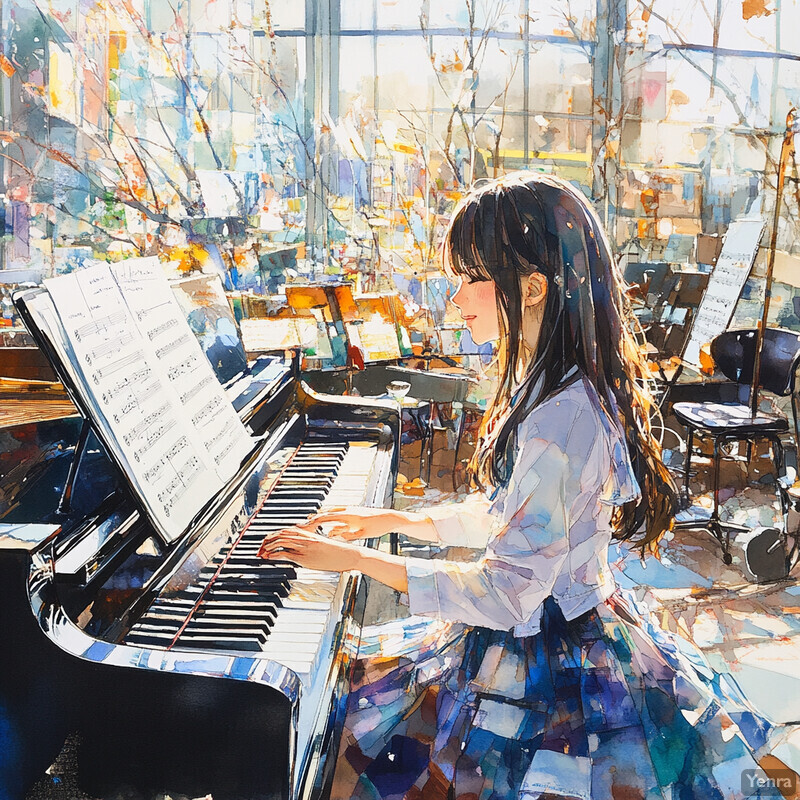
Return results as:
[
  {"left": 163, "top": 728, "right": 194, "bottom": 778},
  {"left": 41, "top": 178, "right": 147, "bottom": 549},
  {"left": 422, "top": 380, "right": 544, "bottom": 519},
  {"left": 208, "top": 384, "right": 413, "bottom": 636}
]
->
[
  {"left": 135, "top": 301, "right": 170, "bottom": 322},
  {"left": 195, "top": 396, "right": 223, "bottom": 427},
  {"left": 85, "top": 332, "right": 136, "bottom": 364},
  {"left": 142, "top": 436, "right": 193, "bottom": 484},
  {"left": 209, "top": 419, "right": 239, "bottom": 464},
  {"left": 133, "top": 419, "right": 177, "bottom": 462},
  {"left": 102, "top": 368, "right": 150, "bottom": 405},
  {"left": 147, "top": 319, "right": 179, "bottom": 341},
  {"left": 168, "top": 355, "right": 199, "bottom": 382},
  {"left": 155, "top": 334, "right": 191, "bottom": 360},
  {"left": 213, "top": 435, "right": 238, "bottom": 465},
  {"left": 159, "top": 460, "right": 202, "bottom": 517},
  {"left": 102, "top": 372, "right": 160, "bottom": 407},
  {"left": 180, "top": 375, "right": 214, "bottom": 405},
  {"left": 123, "top": 403, "right": 171, "bottom": 445},
  {"left": 92, "top": 351, "right": 145, "bottom": 384},
  {"left": 74, "top": 311, "right": 126, "bottom": 342}
]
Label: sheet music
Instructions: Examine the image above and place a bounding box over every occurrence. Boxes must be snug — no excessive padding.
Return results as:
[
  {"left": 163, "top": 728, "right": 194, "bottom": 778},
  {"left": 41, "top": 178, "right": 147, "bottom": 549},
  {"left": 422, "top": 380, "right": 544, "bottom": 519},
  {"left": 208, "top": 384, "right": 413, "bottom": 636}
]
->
[
  {"left": 346, "top": 316, "right": 401, "bottom": 362},
  {"left": 683, "top": 219, "right": 765, "bottom": 366},
  {"left": 240, "top": 317, "right": 318, "bottom": 352},
  {"left": 110, "top": 258, "right": 253, "bottom": 482},
  {"left": 44, "top": 265, "right": 217, "bottom": 542}
]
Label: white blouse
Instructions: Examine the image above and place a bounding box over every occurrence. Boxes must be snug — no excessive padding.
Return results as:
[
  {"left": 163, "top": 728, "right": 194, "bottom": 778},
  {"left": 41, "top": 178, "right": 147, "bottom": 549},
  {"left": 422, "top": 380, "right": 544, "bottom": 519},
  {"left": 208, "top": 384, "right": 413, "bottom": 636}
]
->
[{"left": 405, "top": 375, "right": 641, "bottom": 636}]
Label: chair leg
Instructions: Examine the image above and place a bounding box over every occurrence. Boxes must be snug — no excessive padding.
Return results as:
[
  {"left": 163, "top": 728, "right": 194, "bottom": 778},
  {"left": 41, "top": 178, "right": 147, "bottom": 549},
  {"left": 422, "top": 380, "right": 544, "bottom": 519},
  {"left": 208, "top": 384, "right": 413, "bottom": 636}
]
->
[
  {"left": 425, "top": 424, "right": 435, "bottom": 487},
  {"left": 710, "top": 437, "right": 732, "bottom": 562},
  {"left": 768, "top": 435, "right": 791, "bottom": 565},
  {"left": 682, "top": 427, "right": 694, "bottom": 509},
  {"left": 452, "top": 407, "right": 466, "bottom": 493}
]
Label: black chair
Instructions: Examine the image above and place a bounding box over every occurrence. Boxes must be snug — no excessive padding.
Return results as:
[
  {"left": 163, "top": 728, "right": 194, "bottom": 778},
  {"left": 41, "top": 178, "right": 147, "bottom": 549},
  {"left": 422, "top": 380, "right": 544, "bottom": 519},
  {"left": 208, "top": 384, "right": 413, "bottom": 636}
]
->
[{"left": 672, "top": 327, "right": 800, "bottom": 564}]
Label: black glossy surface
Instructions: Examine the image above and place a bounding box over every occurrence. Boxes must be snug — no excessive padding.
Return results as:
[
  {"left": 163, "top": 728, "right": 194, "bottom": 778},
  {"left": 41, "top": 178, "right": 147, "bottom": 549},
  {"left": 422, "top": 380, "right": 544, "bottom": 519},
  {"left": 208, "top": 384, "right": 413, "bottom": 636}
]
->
[{"left": 711, "top": 327, "right": 800, "bottom": 397}]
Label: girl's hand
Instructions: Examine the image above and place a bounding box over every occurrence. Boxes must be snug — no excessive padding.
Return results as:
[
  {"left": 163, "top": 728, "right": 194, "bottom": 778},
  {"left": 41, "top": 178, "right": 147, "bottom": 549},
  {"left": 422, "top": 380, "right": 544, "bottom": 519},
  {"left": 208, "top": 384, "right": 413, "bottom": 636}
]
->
[
  {"left": 257, "top": 526, "right": 360, "bottom": 572},
  {"left": 286, "top": 506, "right": 416, "bottom": 542},
  {"left": 257, "top": 525, "right": 410, "bottom": 593}
]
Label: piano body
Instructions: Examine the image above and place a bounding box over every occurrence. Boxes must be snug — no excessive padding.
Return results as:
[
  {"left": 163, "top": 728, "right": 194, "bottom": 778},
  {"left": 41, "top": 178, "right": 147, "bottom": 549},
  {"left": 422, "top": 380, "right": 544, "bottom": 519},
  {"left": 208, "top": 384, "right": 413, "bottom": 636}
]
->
[{"left": 0, "top": 302, "right": 399, "bottom": 800}]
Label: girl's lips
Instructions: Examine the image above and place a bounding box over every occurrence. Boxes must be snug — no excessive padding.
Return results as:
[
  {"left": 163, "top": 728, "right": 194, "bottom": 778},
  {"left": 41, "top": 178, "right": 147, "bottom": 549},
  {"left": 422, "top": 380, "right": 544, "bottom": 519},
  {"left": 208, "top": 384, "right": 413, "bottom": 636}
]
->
[{"left": 462, "top": 315, "right": 476, "bottom": 321}]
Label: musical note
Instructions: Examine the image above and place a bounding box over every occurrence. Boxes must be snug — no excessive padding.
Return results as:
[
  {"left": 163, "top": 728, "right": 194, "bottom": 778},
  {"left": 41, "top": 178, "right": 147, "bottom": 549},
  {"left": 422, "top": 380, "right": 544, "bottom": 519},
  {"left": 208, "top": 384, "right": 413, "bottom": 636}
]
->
[
  {"left": 123, "top": 403, "right": 171, "bottom": 445},
  {"left": 143, "top": 459, "right": 165, "bottom": 484},
  {"left": 180, "top": 375, "right": 214, "bottom": 405},
  {"left": 167, "top": 355, "right": 199, "bottom": 382},
  {"left": 207, "top": 419, "right": 238, "bottom": 462},
  {"left": 147, "top": 318, "right": 179, "bottom": 341},
  {"left": 102, "top": 371, "right": 159, "bottom": 406},
  {"left": 213, "top": 435, "right": 238, "bottom": 465},
  {"left": 194, "top": 396, "right": 223, "bottom": 426},
  {"left": 177, "top": 456, "right": 200, "bottom": 483},
  {"left": 155, "top": 334, "right": 191, "bottom": 360},
  {"left": 157, "top": 457, "right": 202, "bottom": 514},
  {"left": 166, "top": 436, "right": 190, "bottom": 460},
  {"left": 142, "top": 437, "right": 193, "bottom": 484},
  {"left": 133, "top": 419, "right": 177, "bottom": 462},
  {"left": 113, "top": 396, "right": 142, "bottom": 421},
  {"left": 135, "top": 301, "right": 170, "bottom": 322}
]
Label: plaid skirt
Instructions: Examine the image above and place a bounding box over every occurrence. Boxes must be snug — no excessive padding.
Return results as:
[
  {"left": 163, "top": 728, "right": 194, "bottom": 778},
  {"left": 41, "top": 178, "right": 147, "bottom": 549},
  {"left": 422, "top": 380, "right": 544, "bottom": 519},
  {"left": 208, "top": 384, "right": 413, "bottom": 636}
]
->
[{"left": 332, "top": 590, "right": 775, "bottom": 800}]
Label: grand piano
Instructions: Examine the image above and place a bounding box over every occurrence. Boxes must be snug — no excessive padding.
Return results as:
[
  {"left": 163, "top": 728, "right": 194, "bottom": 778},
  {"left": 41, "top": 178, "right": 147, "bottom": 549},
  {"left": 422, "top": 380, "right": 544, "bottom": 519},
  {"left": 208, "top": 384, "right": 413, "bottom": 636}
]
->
[{"left": 0, "top": 291, "right": 399, "bottom": 800}]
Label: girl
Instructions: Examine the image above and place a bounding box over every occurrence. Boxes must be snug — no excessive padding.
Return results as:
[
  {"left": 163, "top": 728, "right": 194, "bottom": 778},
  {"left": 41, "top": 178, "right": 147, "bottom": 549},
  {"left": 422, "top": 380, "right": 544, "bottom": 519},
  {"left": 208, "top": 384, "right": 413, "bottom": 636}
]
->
[{"left": 259, "top": 173, "right": 785, "bottom": 799}]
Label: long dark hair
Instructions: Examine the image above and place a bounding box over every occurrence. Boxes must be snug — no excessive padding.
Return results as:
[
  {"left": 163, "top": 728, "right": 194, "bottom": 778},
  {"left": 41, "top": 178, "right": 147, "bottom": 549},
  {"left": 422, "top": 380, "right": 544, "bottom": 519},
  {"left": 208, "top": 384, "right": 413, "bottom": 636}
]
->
[{"left": 444, "top": 172, "right": 676, "bottom": 554}]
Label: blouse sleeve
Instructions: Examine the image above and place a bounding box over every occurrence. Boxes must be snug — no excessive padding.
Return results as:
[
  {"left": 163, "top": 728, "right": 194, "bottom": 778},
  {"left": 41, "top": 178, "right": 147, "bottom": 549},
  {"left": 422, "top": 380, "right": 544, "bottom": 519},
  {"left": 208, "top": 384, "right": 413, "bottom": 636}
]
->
[
  {"left": 421, "top": 495, "right": 494, "bottom": 548},
  {"left": 405, "top": 420, "right": 572, "bottom": 630}
]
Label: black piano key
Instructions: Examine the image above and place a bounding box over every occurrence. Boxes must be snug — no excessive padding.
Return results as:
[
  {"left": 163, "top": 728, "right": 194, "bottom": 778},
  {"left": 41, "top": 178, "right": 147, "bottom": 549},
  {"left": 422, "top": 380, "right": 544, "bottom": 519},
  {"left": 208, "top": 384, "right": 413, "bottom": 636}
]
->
[
  {"left": 175, "top": 636, "right": 264, "bottom": 652},
  {"left": 201, "top": 589, "right": 281, "bottom": 612},
  {"left": 198, "top": 563, "right": 292, "bottom": 577},
  {"left": 147, "top": 599, "right": 198, "bottom": 612},
  {"left": 265, "top": 484, "right": 327, "bottom": 489},
  {"left": 195, "top": 604, "right": 278, "bottom": 622},
  {"left": 277, "top": 479, "right": 333, "bottom": 486},
  {"left": 255, "top": 505, "right": 320, "bottom": 513},
  {"left": 206, "top": 566, "right": 294, "bottom": 581},
  {"left": 137, "top": 611, "right": 188, "bottom": 625},
  {"left": 182, "top": 619, "right": 270, "bottom": 635},
  {"left": 215, "top": 555, "right": 292, "bottom": 567},
  {"left": 211, "top": 582, "right": 289, "bottom": 597},
  {"left": 196, "top": 607, "right": 276, "bottom": 622},
  {"left": 208, "top": 577, "right": 289, "bottom": 591}
]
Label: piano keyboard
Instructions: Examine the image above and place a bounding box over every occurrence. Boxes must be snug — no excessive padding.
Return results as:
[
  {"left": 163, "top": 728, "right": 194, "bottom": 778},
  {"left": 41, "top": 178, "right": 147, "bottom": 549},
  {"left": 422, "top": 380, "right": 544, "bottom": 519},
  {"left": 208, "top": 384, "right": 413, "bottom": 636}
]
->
[{"left": 124, "top": 439, "right": 378, "bottom": 672}]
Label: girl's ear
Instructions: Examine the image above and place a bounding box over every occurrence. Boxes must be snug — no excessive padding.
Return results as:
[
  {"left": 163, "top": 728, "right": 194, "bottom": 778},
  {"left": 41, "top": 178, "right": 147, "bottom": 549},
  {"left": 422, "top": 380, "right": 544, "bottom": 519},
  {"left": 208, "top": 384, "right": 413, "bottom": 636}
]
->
[{"left": 523, "top": 272, "right": 547, "bottom": 308}]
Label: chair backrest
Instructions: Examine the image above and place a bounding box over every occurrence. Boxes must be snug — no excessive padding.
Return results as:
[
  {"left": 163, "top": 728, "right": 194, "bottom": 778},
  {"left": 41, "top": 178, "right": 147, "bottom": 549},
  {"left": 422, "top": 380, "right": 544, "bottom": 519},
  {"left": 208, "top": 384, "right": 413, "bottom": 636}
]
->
[{"left": 711, "top": 328, "right": 800, "bottom": 396}]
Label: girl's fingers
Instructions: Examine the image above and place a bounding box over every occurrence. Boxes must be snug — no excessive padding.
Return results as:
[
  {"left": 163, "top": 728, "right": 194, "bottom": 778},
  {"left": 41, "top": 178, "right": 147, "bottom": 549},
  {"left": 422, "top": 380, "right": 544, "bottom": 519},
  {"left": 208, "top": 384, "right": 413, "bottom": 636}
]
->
[
  {"left": 267, "top": 526, "right": 313, "bottom": 539},
  {"left": 259, "top": 545, "right": 299, "bottom": 560},
  {"left": 327, "top": 526, "right": 361, "bottom": 540},
  {"left": 291, "top": 519, "right": 342, "bottom": 534},
  {"left": 258, "top": 534, "right": 301, "bottom": 556},
  {"left": 306, "top": 511, "right": 351, "bottom": 525}
]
